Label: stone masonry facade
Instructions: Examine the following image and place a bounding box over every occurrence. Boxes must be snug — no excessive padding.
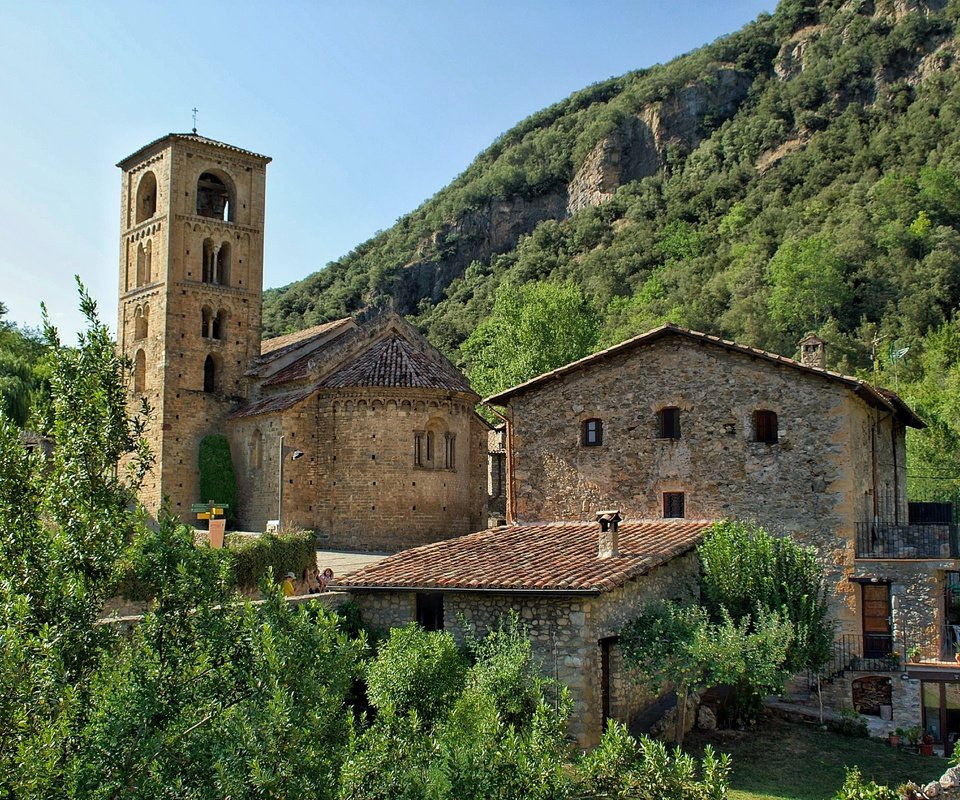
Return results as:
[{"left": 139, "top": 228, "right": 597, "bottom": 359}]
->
[
  {"left": 352, "top": 551, "right": 700, "bottom": 747},
  {"left": 500, "top": 332, "right": 909, "bottom": 639}
]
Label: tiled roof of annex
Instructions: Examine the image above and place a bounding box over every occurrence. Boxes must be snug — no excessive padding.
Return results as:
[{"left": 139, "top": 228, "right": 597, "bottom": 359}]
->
[
  {"left": 483, "top": 322, "right": 925, "bottom": 429},
  {"left": 318, "top": 335, "right": 473, "bottom": 393},
  {"left": 337, "top": 518, "right": 714, "bottom": 593}
]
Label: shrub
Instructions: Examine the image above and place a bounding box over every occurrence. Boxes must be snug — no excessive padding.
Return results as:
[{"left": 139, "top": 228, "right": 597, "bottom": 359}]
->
[
  {"left": 365, "top": 624, "right": 467, "bottom": 722},
  {"left": 834, "top": 766, "right": 899, "bottom": 800},
  {"left": 226, "top": 529, "right": 317, "bottom": 588},
  {"left": 575, "top": 721, "right": 731, "bottom": 800},
  {"left": 829, "top": 707, "right": 870, "bottom": 738}
]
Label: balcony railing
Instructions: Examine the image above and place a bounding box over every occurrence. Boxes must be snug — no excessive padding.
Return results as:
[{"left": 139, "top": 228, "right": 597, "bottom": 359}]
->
[
  {"left": 819, "top": 627, "right": 960, "bottom": 679},
  {"left": 902, "top": 624, "right": 960, "bottom": 666},
  {"left": 855, "top": 521, "right": 957, "bottom": 559},
  {"left": 820, "top": 634, "right": 901, "bottom": 679}
]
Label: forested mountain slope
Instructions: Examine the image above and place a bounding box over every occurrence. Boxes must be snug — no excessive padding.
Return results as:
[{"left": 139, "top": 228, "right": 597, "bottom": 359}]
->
[{"left": 261, "top": 0, "right": 960, "bottom": 501}]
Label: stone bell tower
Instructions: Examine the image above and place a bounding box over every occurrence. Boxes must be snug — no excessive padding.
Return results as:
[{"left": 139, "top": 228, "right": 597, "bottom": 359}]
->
[{"left": 116, "top": 133, "right": 271, "bottom": 520}]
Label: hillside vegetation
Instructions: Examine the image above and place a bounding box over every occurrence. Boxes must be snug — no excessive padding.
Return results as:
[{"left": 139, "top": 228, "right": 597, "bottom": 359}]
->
[{"left": 240, "top": 1, "right": 960, "bottom": 504}]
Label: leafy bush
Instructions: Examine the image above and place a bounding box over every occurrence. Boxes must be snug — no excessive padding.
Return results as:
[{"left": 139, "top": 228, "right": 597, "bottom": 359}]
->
[
  {"left": 575, "top": 720, "right": 731, "bottom": 800},
  {"left": 829, "top": 707, "right": 870, "bottom": 739},
  {"left": 227, "top": 529, "right": 317, "bottom": 589},
  {"left": 365, "top": 624, "right": 467, "bottom": 722},
  {"left": 834, "top": 766, "right": 899, "bottom": 800},
  {"left": 197, "top": 434, "right": 238, "bottom": 523}
]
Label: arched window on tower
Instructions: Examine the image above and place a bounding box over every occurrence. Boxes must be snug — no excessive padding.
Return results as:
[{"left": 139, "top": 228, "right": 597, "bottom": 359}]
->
[
  {"left": 134, "top": 349, "right": 146, "bottom": 394},
  {"left": 134, "top": 305, "right": 148, "bottom": 341},
  {"left": 196, "top": 172, "right": 232, "bottom": 221},
  {"left": 143, "top": 239, "right": 152, "bottom": 284},
  {"left": 136, "top": 243, "right": 146, "bottom": 287},
  {"left": 202, "top": 239, "right": 216, "bottom": 284},
  {"left": 217, "top": 241, "right": 231, "bottom": 286},
  {"left": 213, "top": 309, "right": 226, "bottom": 340},
  {"left": 201, "top": 239, "right": 230, "bottom": 286},
  {"left": 201, "top": 305, "right": 213, "bottom": 338},
  {"left": 135, "top": 171, "right": 157, "bottom": 224},
  {"left": 203, "top": 354, "right": 218, "bottom": 393}
]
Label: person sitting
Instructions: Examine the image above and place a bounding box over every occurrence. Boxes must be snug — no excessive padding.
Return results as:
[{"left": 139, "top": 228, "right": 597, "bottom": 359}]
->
[
  {"left": 319, "top": 567, "right": 334, "bottom": 592},
  {"left": 281, "top": 571, "right": 296, "bottom": 597},
  {"left": 304, "top": 566, "right": 321, "bottom": 594}
]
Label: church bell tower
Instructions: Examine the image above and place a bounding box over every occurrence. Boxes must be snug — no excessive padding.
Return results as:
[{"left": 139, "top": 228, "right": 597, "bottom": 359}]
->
[{"left": 117, "top": 133, "right": 271, "bottom": 520}]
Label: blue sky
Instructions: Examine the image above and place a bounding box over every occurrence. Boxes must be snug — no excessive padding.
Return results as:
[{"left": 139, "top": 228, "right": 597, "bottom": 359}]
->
[{"left": 0, "top": 1, "right": 774, "bottom": 339}]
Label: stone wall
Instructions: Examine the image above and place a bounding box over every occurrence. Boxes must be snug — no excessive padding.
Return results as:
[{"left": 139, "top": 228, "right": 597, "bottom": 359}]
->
[
  {"left": 230, "top": 388, "right": 487, "bottom": 551},
  {"left": 349, "top": 550, "right": 699, "bottom": 747},
  {"left": 504, "top": 334, "right": 907, "bottom": 634}
]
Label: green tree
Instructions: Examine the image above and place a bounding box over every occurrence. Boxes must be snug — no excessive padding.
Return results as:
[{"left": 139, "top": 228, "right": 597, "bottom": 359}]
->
[
  {"left": 698, "top": 520, "right": 833, "bottom": 676},
  {"left": 766, "top": 235, "right": 851, "bottom": 344},
  {"left": 620, "top": 601, "right": 792, "bottom": 745},
  {"left": 460, "top": 280, "right": 600, "bottom": 399},
  {"left": 0, "top": 283, "right": 151, "bottom": 794},
  {"left": 0, "top": 302, "right": 49, "bottom": 429}
]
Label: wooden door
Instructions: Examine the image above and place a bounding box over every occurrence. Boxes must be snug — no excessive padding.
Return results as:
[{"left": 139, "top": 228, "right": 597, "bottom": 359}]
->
[{"left": 862, "top": 583, "right": 892, "bottom": 658}]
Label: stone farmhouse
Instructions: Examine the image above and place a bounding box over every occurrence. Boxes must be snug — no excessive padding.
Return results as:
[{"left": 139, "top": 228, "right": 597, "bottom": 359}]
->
[
  {"left": 344, "top": 323, "right": 960, "bottom": 750},
  {"left": 116, "top": 132, "right": 487, "bottom": 551}
]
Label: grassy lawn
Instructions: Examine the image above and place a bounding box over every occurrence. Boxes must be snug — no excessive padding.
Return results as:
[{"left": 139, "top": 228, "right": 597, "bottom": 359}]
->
[{"left": 685, "top": 716, "right": 950, "bottom": 800}]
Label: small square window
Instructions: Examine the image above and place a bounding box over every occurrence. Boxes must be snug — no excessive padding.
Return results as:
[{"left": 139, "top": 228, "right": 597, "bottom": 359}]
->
[
  {"left": 582, "top": 418, "right": 603, "bottom": 447},
  {"left": 659, "top": 407, "right": 681, "bottom": 439},
  {"left": 663, "top": 492, "right": 685, "bottom": 518}
]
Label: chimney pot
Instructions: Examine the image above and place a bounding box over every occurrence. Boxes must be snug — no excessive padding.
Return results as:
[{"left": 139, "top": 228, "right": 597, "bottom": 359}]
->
[
  {"left": 596, "top": 509, "right": 622, "bottom": 559},
  {"left": 799, "top": 333, "right": 826, "bottom": 369}
]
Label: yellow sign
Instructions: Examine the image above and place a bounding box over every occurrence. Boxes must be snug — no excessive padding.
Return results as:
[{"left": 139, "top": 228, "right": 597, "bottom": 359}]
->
[{"left": 197, "top": 512, "right": 211, "bottom": 520}]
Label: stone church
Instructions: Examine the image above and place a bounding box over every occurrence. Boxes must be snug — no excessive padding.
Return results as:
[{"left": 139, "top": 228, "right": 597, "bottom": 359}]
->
[{"left": 116, "top": 132, "right": 487, "bottom": 551}]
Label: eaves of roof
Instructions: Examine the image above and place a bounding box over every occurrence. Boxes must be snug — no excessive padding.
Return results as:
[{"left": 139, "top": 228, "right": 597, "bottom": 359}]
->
[
  {"left": 483, "top": 323, "right": 925, "bottom": 429},
  {"left": 117, "top": 133, "right": 271, "bottom": 169}
]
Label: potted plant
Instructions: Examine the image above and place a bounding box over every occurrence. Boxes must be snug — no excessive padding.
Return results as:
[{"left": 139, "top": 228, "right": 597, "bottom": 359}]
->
[
  {"left": 908, "top": 645, "right": 922, "bottom": 663},
  {"left": 890, "top": 728, "right": 903, "bottom": 747},
  {"left": 920, "top": 732, "right": 936, "bottom": 756},
  {"left": 904, "top": 725, "right": 922, "bottom": 752}
]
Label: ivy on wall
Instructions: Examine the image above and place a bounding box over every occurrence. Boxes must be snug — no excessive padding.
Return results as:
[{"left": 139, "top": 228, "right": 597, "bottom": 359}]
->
[{"left": 198, "top": 434, "right": 238, "bottom": 524}]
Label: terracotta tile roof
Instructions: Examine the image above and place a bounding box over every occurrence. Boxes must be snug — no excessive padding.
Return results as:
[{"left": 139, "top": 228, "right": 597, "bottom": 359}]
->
[
  {"left": 228, "top": 387, "right": 314, "bottom": 419},
  {"left": 338, "top": 518, "right": 714, "bottom": 593},
  {"left": 483, "top": 323, "right": 925, "bottom": 429},
  {"left": 318, "top": 335, "right": 473, "bottom": 392},
  {"left": 259, "top": 318, "right": 353, "bottom": 358},
  {"left": 117, "top": 132, "right": 271, "bottom": 169}
]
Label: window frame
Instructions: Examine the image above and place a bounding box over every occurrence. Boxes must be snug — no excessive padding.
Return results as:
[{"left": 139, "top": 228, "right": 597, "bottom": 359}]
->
[
  {"left": 663, "top": 491, "right": 685, "bottom": 519},
  {"left": 753, "top": 409, "right": 779, "bottom": 444},
  {"left": 582, "top": 418, "right": 603, "bottom": 447},
  {"left": 658, "top": 406, "right": 681, "bottom": 440}
]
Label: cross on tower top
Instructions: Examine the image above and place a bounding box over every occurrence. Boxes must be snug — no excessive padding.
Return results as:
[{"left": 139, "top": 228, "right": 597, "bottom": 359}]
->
[{"left": 192, "top": 107, "right": 199, "bottom": 134}]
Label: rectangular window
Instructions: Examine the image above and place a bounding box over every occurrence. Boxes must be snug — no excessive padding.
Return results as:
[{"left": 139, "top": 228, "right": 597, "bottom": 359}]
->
[
  {"left": 663, "top": 492, "right": 685, "bottom": 518},
  {"left": 444, "top": 433, "right": 456, "bottom": 469},
  {"left": 416, "top": 592, "right": 444, "bottom": 631},
  {"left": 426, "top": 431, "right": 433, "bottom": 463},
  {"left": 659, "top": 407, "right": 681, "bottom": 439},
  {"left": 582, "top": 418, "right": 603, "bottom": 447},
  {"left": 754, "top": 410, "right": 778, "bottom": 443}
]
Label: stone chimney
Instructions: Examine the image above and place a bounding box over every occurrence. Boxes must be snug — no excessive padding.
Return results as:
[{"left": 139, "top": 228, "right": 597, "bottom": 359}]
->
[
  {"left": 596, "top": 510, "right": 622, "bottom": 559},
  {"left": 799, "top": 333, "right": 826, "bottom": 369}
]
